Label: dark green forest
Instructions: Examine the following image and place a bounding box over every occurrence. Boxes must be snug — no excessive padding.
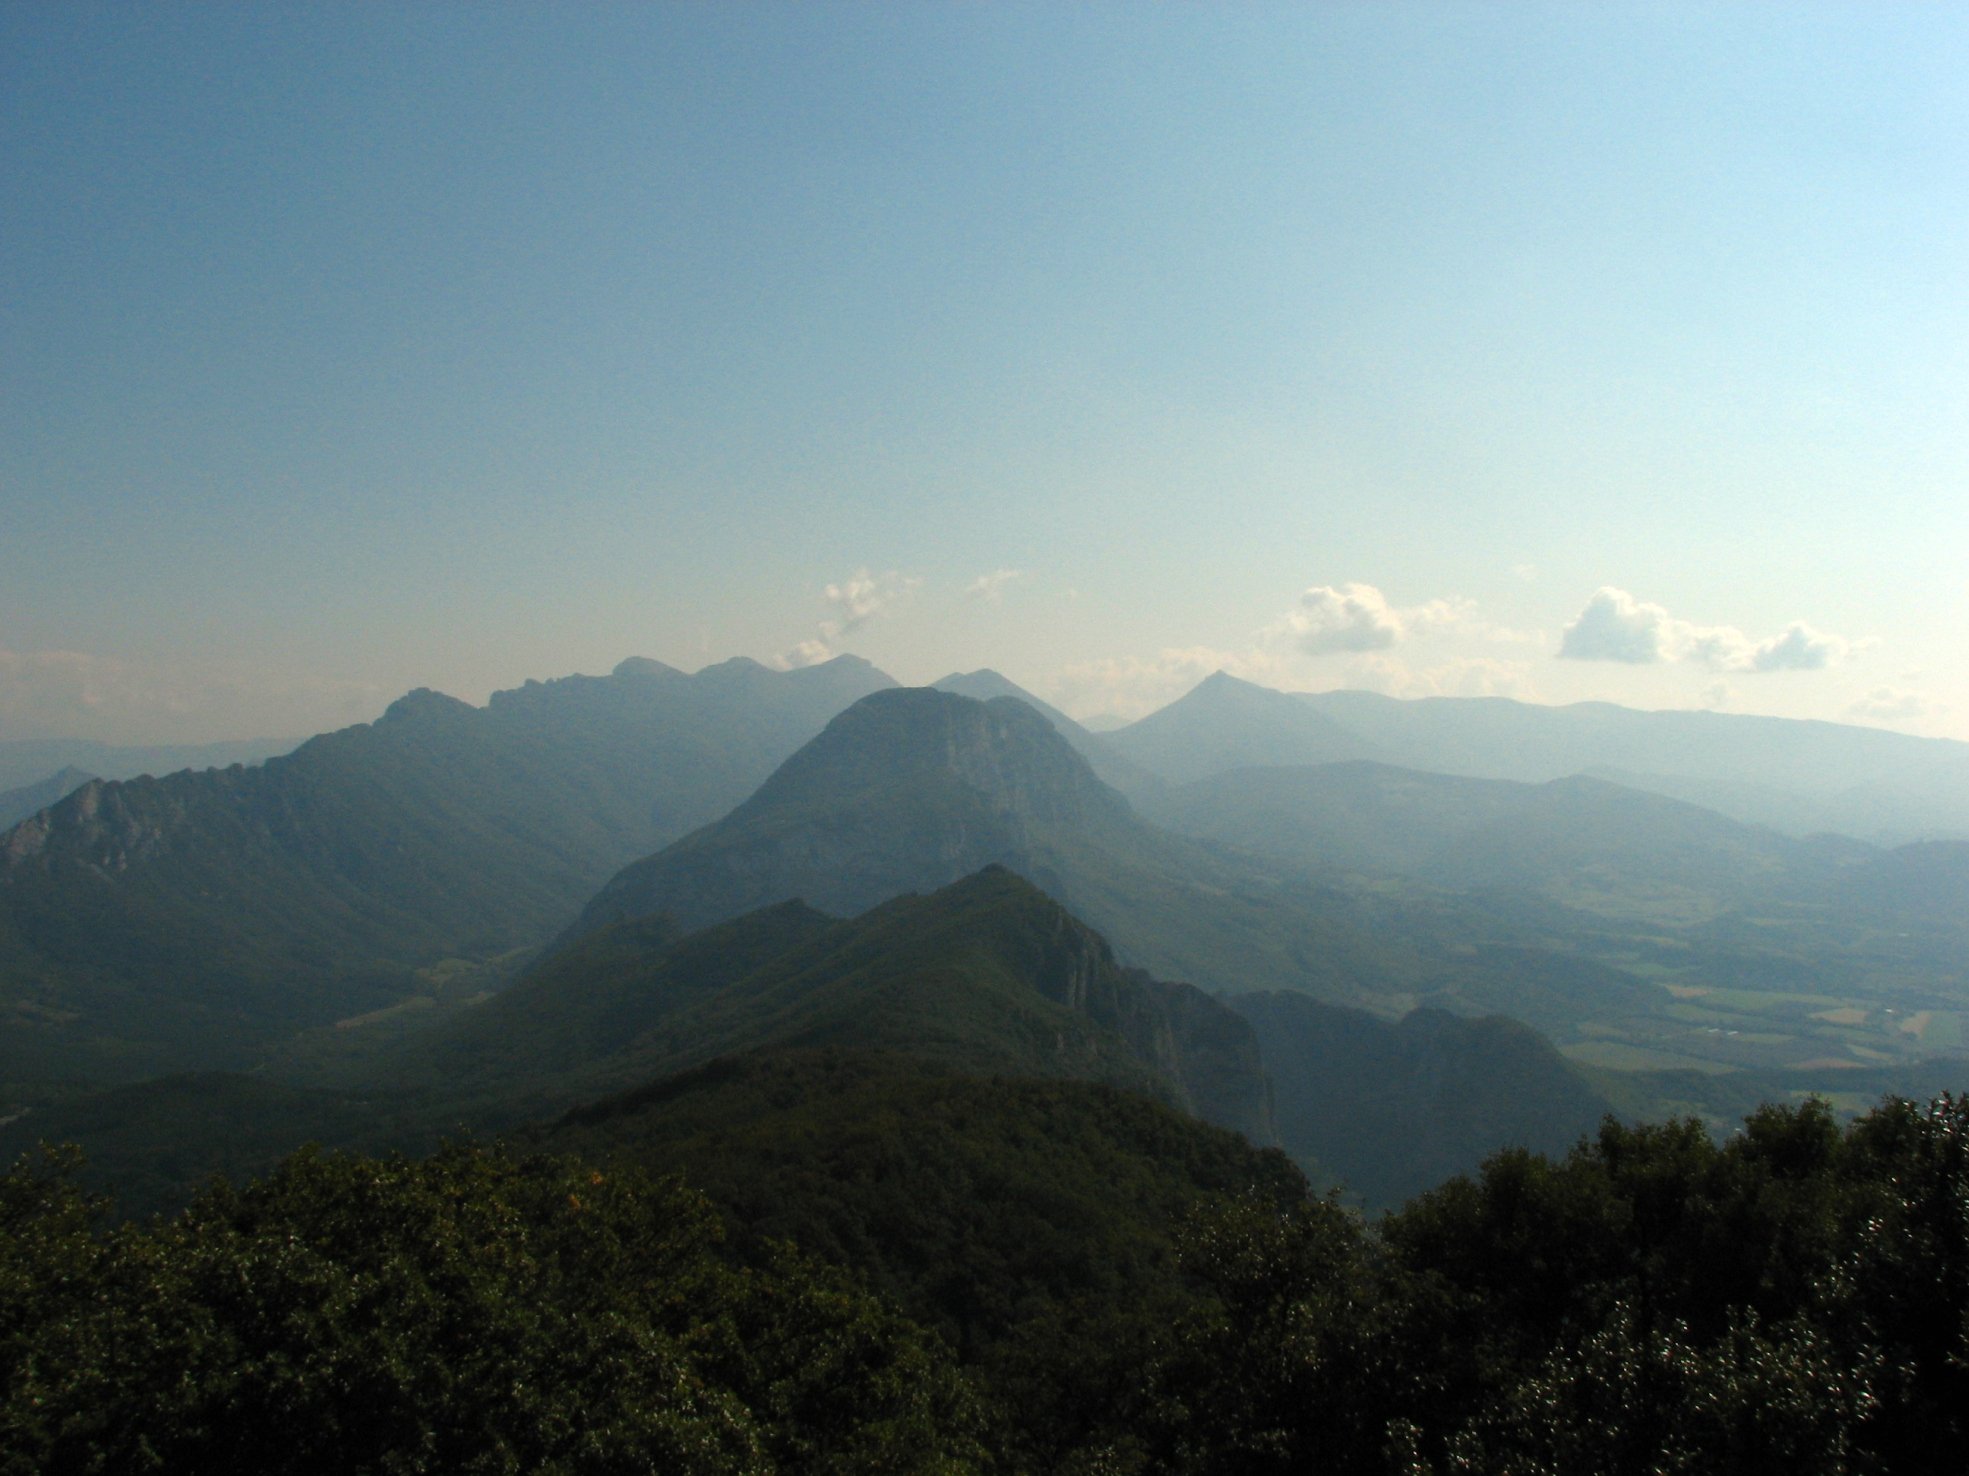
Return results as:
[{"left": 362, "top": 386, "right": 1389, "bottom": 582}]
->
[{"left": 8, "top": 1089, "right": 1966, "bottom": 1474}]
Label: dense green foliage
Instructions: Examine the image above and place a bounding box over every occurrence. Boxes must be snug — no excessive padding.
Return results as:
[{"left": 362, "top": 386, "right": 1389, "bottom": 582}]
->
[
  {"left": 0, "top": 1142, "right": 981, "bottom": 1474},
  {"left": 1140, "top": 1093, "right": 1969, "bottom": 1474},
  {"left": 6, "top": 1093, "right": 1969, "bottom": 1472}
]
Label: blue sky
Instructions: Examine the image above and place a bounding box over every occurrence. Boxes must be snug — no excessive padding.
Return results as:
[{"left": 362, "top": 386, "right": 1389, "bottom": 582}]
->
[{"left": 3, "top": 3, "right": 1964, "bottom": 742}]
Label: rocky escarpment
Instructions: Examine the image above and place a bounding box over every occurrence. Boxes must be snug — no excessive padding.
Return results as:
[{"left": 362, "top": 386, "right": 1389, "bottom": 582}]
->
[{"left": 575, "top": 687, "right": 1140, "bottom": 937}]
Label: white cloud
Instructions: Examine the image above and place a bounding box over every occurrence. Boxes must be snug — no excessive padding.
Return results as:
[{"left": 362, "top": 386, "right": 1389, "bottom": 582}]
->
[
  {"left": 774, "top": 567, "right": 920, "bottom": 669},
  {"left": 964, "top": 568, "right": 1024, "bottom": 603},
  {"left": 1750, "top": 623, "right": 1843, "bottom": 672},
  {"left": 1559, "top": 588, "right": 1852, "bottom": 674},
  {"left": 821, "top": 568, "right": 918, "bottom": 636},
  {"left": 1557, "top": 587, "right": 1672, "bottom": 664},
  {"left": 1276, "top": 582, "right": 1476, "bottom": 657},
  {"left": 1284, "top": 583, "right": 1402, "bottom": 654}
]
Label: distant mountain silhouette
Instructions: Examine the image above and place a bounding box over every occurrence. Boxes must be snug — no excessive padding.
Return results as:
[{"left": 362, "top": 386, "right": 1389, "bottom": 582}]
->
[
  {"left": 1145, "top": 760, "right": 1823, "bottom": 911},
  {"left": 0, "top": 655, "right": 893, "bottom": 1082},
  {"left": 1102, "top": 676, "right": 1969, "bottom": 844},
  {"left": 0, "top": 737, "right": 301, "bottom": 793},
  {"left": 1102, "top": 671, "right": 1377, "bottom": 782},
  {"left": 575, "top": 687, "right": 1141, "bottom": 936},
  {"left": 0, "top": 766, "right": 96, "bottom": 830}
]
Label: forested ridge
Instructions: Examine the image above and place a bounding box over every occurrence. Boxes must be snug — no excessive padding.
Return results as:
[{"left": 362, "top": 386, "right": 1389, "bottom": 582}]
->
[{"left": 7, "top": 1089, "right": 1966, "bottom": 1473}]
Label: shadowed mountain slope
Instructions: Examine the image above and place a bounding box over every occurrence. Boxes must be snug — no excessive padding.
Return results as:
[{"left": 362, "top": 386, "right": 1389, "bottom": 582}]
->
[
  {"left": 1232, "top": 989, "right": 1614, "bottom": 1211},
  {"left": 387, "top": 865, "right": 1274, "bottom": 1145},
  {"left": 0, "top": 655, "right": 892, "bottom": 1082},
  {"left": 577, "top": 687, "right": 1137, "bottom": 935}
]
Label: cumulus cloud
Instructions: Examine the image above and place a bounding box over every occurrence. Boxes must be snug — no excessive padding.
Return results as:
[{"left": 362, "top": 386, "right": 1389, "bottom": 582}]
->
[
  {"left": 1284, "top": 584, "right": 1403, "bottom": 654},
  {"left": 774, "top": 568, "right": 920, "bottom": 669},
  {"left": 1750, "top": 623, "right": 1844, "bottom": 672},
  {"left": 1050, "top": 578, "right": 1525, "bottom": 722},
  {"left": 1557, "top": 588, "right": 1671, "bottom": 664},
  {"left": 1277, "top": 582, "right": 1474, "bottom": 656},
  {"left": 964, "top": 568, "right": 1024, "bottom": 603},
  {"left": 1559, "top": 588, "right": 1851, "bottom": 674},
  {"left": 822, "top": 568, "right": 918, "bottom": 635}
]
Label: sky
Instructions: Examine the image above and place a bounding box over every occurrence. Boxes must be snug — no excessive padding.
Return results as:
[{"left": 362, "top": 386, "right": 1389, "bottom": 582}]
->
[{"left": 3, "top": 3, "right": 1965, "bottom": 744}]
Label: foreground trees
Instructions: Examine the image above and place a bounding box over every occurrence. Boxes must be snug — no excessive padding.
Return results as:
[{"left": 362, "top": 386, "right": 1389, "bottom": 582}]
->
[
  {"left": 4, "top": 1093, "right": 1967, "bottom": 1473},
  {"left": 0, "top": 1145, "right": 982, "bottom": 1475}
]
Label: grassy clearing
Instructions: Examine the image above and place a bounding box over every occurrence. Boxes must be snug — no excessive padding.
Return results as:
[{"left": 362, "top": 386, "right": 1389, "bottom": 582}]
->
[{"left": 1564, "top": 1040, "right": 1738, "bottom": 1073}]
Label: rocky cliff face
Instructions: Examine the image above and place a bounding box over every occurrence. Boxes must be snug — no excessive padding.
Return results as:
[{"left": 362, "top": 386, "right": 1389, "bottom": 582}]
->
[{"left": 577, "top": 687, "right": 1142, "bottom": 936}]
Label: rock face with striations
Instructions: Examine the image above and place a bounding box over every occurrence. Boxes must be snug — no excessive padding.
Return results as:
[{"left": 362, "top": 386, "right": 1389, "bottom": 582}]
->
[{"left": 577, "top": 687, "right": 1143, "bottom": 937}]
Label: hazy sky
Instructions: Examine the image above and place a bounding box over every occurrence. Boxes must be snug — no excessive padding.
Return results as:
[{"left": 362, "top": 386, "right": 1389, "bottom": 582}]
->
[{"left": 4, "top": 4, "right": 1965, "bottom": 743}]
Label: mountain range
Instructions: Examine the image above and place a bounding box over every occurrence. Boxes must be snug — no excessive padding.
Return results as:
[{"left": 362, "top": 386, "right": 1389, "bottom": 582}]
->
[
  {"left": 3, "top": 653, "right": 1966, "bottom": 1225},
  {"left": 1123, "top": 671, "right": 1969, "bottom": 845},
  {"left": 0, "top": 655, "right": 889, "bottom": 1080}
]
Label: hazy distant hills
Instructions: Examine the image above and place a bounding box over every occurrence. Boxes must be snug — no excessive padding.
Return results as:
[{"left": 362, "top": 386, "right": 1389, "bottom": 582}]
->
[
  {"left": 1102, "top": 672, "right": 1969, "bottom": 844},
  {"left": 1144, "top": 761, "right": 1822, "bottom": 914},
  {"left": 4, "top": 653, "right": 1966, "bottom": 1221},
  {"left": 1102, "top": 670, "right": 1375, "bottom": 783},
  {"left": 0, "top": 766, "right": 96, "bottom": 830},
  {"left": 0, "top": 655, "right": 891, "bottom": 1082},
  {"left": 0, "top": 737, "right": 301, "bottom": 794},
  {"left": 572, "top": 685, "right": 1460, "bottom": 1009}
]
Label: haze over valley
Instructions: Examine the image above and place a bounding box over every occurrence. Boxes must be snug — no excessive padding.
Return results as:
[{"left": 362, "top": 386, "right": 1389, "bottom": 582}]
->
[{"left": 6, "top": 5, "right": 1967, "bottom": 1468}]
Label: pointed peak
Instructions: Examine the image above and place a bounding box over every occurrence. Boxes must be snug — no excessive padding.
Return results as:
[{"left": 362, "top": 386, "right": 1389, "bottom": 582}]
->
[{"left": 1191, "top": 670, "right": 1272, "bottom": 696}]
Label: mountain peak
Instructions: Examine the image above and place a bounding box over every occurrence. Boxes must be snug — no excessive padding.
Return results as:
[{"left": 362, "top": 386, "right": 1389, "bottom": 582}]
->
[
  {"left": 610, "top": 656, "right": 684, "bottom": 680},
  {"left": 573, "top": 686, "right": 1137, "bottom": 937},
  {"left": 380, "top": 688, "right": 476, "bottom": 724},
  {"left": 1104, "top": 671, "right": 1375, "bottom": 782}
]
